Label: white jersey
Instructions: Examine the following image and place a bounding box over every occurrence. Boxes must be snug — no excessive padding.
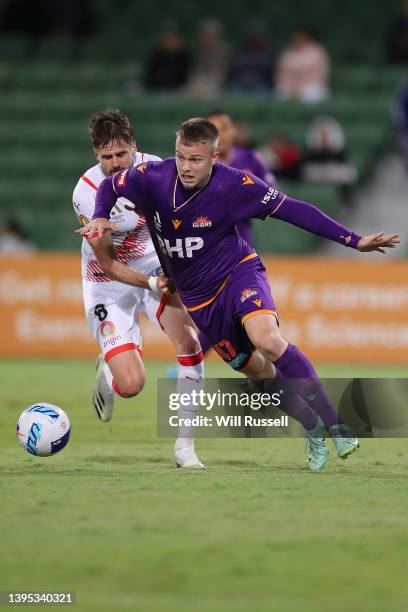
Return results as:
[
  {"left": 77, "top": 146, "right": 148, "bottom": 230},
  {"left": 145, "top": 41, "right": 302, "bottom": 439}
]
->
[{"left": 73, "top": 151, "right": 161, "bottom": 282}]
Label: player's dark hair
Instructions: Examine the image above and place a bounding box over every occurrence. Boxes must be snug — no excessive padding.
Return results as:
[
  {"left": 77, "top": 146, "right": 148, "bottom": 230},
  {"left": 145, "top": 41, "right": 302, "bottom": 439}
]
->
[
  {"left": 176, "top": 117, "right": 219, "bottom": 150},
  {"left": 88, "top": 108, "right": 135, "bottom": 149}
]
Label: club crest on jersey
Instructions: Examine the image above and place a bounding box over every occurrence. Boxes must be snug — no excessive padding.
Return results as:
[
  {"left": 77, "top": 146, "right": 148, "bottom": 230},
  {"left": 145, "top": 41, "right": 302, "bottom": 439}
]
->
[
  {"left": 242, "top": 174, "right": 255, "bottom": 185},
  {"left": 172, "top": 219, "right": 182, "bottom": 230},
  {"left": 241, "top": 288, "right": 258, "bottom": 302},
  {"left": 192, "top": 216, "right": 212, "bottom": 228},
  {"left": 117, "top": 170, "right": 128, "bottom": 187}
]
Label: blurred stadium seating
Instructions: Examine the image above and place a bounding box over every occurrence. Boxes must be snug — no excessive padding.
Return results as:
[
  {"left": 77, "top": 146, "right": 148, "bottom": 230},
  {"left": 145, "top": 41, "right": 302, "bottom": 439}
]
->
[
  {"left": 0, "top": 63, "right": 404, "bottom": 251},
  {"left": 0, "top": 0, "right": 405, "bottom": 251},
  {"left": 0, "top": 0, "right": 402, "bottom": 62}
]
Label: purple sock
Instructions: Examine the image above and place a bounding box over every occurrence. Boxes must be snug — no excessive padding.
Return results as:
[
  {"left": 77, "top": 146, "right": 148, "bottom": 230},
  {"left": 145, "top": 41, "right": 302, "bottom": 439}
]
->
[
  {"left": 273, "top": 369, "right": 318, "bottom": 431},
  {"left": 274, "top": 343, "right": 341, "bottom": 429}
]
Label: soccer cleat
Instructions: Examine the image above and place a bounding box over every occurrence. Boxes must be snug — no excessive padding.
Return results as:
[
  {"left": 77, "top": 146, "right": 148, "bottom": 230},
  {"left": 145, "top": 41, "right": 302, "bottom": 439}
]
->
[
  {"left": 92, "top": 354, "right": 115, "bottom": 422},
  {"left": 305, "top": 418, "right": 329, "bottom": 472},
  {"left": 329, "top": 424, "right": 359, "bottom": 459},
  {"left": 174, "top": 447, "right": 207, "bottom": 470}
]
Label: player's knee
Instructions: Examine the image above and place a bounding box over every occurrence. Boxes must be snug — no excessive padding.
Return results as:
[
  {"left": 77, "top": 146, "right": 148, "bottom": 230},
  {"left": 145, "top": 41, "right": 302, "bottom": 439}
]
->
[
  {"left": 254, "top": 333, "right": 286, "bottom": 362},
  {"left": 117, "top": 375, "right": 145, "bottom": 398}
]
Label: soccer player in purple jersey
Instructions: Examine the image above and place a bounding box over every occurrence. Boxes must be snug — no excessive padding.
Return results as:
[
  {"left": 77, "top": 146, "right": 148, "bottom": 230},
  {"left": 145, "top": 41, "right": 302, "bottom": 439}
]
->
[{"left": 78, "top": 118, "right": 399, "bottom": 471}]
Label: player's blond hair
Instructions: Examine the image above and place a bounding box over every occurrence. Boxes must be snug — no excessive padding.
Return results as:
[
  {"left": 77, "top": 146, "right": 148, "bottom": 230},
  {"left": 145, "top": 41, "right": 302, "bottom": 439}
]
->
[{"left": 176, "top": 118, "right": 219, "bottom": 151}]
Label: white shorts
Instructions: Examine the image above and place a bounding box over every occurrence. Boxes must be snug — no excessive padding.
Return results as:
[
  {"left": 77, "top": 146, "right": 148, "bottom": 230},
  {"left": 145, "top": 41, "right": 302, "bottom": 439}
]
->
[{"left": 83, "top": 275, "right": 166, "bottom": 362}]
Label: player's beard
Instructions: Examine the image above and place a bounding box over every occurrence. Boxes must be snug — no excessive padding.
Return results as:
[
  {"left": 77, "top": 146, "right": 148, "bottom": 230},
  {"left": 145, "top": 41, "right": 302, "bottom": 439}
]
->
[{"left": 107, "top": 160, "right": 133, "bottom": 177}]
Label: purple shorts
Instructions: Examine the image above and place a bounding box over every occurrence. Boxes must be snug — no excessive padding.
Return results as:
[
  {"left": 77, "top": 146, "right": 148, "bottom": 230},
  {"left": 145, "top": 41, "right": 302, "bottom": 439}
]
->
[{"left": 188, "top": 256, "right": 278, "bottom": 370}]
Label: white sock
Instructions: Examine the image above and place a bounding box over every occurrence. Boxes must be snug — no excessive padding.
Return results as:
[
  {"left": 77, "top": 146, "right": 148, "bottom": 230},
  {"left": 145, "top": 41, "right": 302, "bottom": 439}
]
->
[{"left": 174, "top": 351, "right": 204, "bottom": 451}]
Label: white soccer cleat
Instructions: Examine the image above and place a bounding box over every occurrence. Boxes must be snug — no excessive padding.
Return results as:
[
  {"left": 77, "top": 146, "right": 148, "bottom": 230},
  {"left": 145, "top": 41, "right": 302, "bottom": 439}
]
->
[
  {"left": 92, "top": 355, "right": 115, "bottom": 422},
  {"left": 174, "top": 447, "right": 207, "bottom": 470}
]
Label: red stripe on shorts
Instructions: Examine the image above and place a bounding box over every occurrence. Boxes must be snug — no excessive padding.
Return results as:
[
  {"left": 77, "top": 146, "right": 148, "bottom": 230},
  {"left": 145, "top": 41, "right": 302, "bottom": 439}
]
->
[
  {"left": 105, "top": 343, "right": 141, "bottom": 362},
  {"left": 156, "top": 294, "right": 167, "bottom": 329}
]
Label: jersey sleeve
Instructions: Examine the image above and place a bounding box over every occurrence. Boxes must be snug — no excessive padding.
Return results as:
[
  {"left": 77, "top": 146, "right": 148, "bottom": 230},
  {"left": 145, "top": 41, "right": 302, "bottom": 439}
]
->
[
  {"left": 229, "top": 176, "right": 362, "bottom": 248},
  {"left": 270, "top": 195, "right": 362, "bottom": 248},
  {"left": 227, "top": 172, "right": 287, "bottom": 224},
  {"left": 72, "top": 181, "right": 95, "bottom": 226},
  {"left": 112, "top": 164, "right": 149, "bottom": 201},
  {"left": 93, "top": 164, "right": 149, "bottom": 219}
]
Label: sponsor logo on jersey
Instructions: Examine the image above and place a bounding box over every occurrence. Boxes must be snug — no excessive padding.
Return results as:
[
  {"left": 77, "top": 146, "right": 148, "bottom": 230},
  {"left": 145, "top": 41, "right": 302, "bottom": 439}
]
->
[
  {"left": 117, "top": 170, "right": 128, "bottom": 187},
  {"left": 262, "top": 187, "right": 279, "bottom": 205},
  {"left": 99, "top": 321, "right": 116, "bottom": 338},
  {"left": 172, "top": 219, "right": 182, "bottom": 230},
  {"left": 79, "top": 214, "right": 90, "bottom": 226},
  {"left": 242, "top": 174, "right": 255, "bottom": 185},
  {"left": 154, "top": 211, "right": 162, "bottom": 232},
  {"left": 137, "top": 163, "right": 147, "bottom": 173},
  {"left": 241, "top": 288, "right": 258, "bottom": 302},
  {"left": 252, "top": 299, "right": 262, "bottom": 307},
  {"left": 192, "top": 215, "right": 212, "bottom": 228},
  {"left": 156, "top": 235, "right": 204, "bottom": 258}
]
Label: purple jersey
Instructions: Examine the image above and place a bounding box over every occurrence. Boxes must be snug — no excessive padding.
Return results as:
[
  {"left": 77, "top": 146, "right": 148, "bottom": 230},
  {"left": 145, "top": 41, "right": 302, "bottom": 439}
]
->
[
  {"left": 95, "top": 158, "right": 361, "bottom": 311},
  {"left": 225, "top": 147, "right": 276, "bottom": 244},
  {"left": 106, "top": 160, "right": 282, "bottom": 309}
]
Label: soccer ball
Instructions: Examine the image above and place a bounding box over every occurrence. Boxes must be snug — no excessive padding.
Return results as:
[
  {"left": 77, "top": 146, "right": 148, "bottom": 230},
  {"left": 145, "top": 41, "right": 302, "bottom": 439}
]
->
[{"left": 17, "top": 403, "right": 71, "bottom": 457}]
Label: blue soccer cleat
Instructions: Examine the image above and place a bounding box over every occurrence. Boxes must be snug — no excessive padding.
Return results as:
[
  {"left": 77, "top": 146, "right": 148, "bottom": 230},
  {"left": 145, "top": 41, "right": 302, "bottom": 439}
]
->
[
  {"left": 305, "top": 418, "right": 329, "bottom": 471},
  {"left": 329, "top": 424, "right": 359, "bottom": 459}
]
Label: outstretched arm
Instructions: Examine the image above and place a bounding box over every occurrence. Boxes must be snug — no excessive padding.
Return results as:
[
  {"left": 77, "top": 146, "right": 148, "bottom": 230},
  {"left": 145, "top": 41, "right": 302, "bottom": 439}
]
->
[
  {"left": 88, "top": 232, "right": 174, "bottom": 293},
  {"left": 271, "top": 196, "right": 399, "bottom": 253}
]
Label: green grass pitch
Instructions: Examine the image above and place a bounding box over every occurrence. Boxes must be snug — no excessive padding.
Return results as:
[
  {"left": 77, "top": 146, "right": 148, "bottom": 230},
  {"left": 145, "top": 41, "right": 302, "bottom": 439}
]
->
[{"left": 1, "top": 358, "right": 408, "bottom": 611}]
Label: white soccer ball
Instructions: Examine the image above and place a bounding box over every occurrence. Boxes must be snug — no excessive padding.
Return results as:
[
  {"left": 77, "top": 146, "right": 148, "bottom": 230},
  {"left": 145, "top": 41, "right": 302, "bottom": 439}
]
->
[{"left": 17, "top": 403, "right": 71, "bottom": 457}]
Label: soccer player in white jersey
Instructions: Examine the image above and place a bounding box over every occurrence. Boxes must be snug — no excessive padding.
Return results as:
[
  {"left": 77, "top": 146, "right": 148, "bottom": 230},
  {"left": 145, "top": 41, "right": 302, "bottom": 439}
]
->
[{"left": 72, "top": 108, "right": 205, "bottom": 469}]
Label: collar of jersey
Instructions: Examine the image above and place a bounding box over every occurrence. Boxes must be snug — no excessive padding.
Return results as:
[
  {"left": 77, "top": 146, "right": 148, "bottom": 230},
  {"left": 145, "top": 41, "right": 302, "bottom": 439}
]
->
[{"left": 172, "top": 172, "right": 212, "bottom": 213}]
